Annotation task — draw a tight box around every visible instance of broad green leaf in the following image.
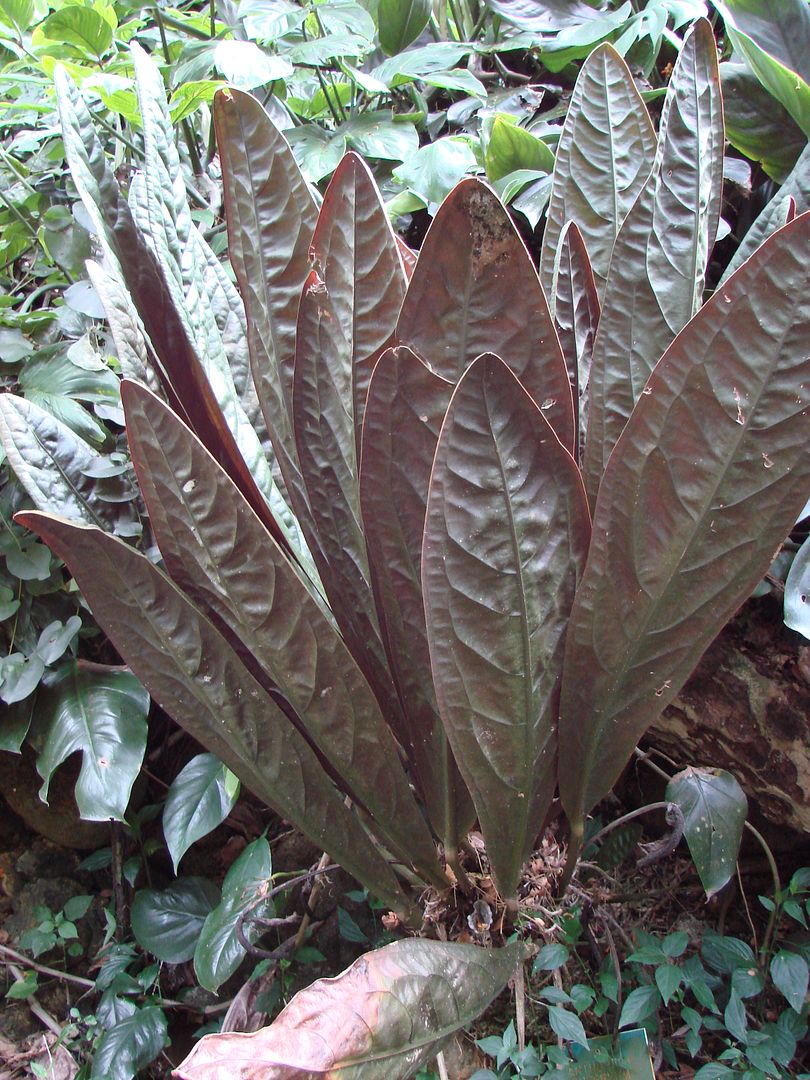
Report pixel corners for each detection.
[214,87,322,563]
[37,617,82,665]
[784,534,810,638]
[397,179,575,454]
[91,1006,167,1080]
[549,1006,590,1047]
[721,63,806,183]
[584,19,723,505]
[550,221,600,465]
[393,138,479,211]
[561,1030,656,1079]
[666,767,748,899]
[40,6,113,59]
[360,346,475,852]
[130,47,305,569]
[484,115,554,183]
[177,939,525,1078]
[0,0,33,34]
[169,80,226,124]
[0,653,44,705]
[655,963,682,1005]
[423,355,590,896]
[213,40,293,90]
[131,878,219,964]
[194,837,273,991]
[371,42,472,86]
[35,663,149,822]
[540,4,635,74]
[0,698,34,753]
[122,380,441,888]
[16,511,412,917]
[286,126,347,182]
[378,0,431,55]
[0,395,140,534]
[558,211,810,826]
[716,0,810,137]
[719,141,810,286]
[343,113,419,162]
[18,348,118,447]
[618,985,660,1029]
[422,68,487,99]
[163,754,240,873]
[771,950,809,1012]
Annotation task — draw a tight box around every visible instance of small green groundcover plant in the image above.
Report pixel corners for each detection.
[2,12,810,1077]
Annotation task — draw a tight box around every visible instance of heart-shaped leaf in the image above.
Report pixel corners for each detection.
[666,767,748,899]
[163,754,240,873]
[131,877,220,964]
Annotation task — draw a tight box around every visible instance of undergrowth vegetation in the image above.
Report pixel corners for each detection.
[1,1,810,1077]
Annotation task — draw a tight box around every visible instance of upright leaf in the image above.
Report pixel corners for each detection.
[550,222,601,464]
[423,355,590,896]
[16,511,412,917]
[123,380,441,886]
[378,0,431,55]
[539,44,656,299]
[85,260,159,396]
[584,19,723,505]
[397,179,575,453]
[360,346,475,851]
[163,754,239,873]
[176,939,525,1079]
[559,212,810,828]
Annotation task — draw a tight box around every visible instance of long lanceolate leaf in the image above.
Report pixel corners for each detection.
[423,355,591,896]
[396,180,575,454]
[583,18,723,507]
[360,347,475,853]
[15,511,413,918]
[53,68,292,559]
[122,380,441,888]
[559,212,810,833]
[214,89,320,551]
[538,44,656,300]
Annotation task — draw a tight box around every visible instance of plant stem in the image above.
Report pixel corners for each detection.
[557,816,584,896]
[744,821,781,963]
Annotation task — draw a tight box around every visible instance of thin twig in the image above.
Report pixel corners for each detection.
[0,944,95,989]
[6,962,64,1036]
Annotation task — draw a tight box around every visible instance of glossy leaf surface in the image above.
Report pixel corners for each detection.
[360,346,474,850]
[131,877,220,964]
[397,179,575,453]
[176,939,524,1079]
[584,19,723,504]
[666,767,748,900]
[36,663,149,822]
[123,380,439,882]
[423,355,590,895]
[784,535,810,639]
[559,212,810,823]
[539,44,656,299]
[163,754,240,873]
[15,511,411,916]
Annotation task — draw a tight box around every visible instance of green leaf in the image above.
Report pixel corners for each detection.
[169,80,226,125]
[485,116,554,183]
[90,1005,168,1080]
[584,19,724,505]
[35,663,149,822]
[540,4,635,74]
[655,963,682,1005]
[378,0,431,55]
[721,62,806,183]
[131,878,219,964]
[701,930,756,975]
[784,534,810,638]
[549,1006,590,1048]
[666,767,748,899]
[338,906,369,944]
[0,0,33,34]
[397,179,575,453]
[423,354,590,896]
[4,540,50,581]
[618,985,660,1029]
[723,988,748,1042]
[178,940,525,1078]
[40,6,113,59]
[343,113,419,162]
[17,511,411,917]
[533,943,570,972]
[771,950,809,1012]
[36,616,81,664]
[539,43,656,299]
[213,40,293,91]
[287,126,347,183]
[193,838,273,991]
[393,138,479,211]
[716,0,810,137]
[360,347,474,852]
[163,754,239,873]
[0,654,45,705]
[0,698,34,753]
[560,221,810,829]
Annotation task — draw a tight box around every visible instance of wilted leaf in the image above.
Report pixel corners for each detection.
[163,754,240,873]
[666,767,748,899]
[423,354,590,896]
[176,939,525,1078]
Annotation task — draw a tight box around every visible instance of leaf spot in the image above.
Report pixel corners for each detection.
[642,386,653,396]
[762,453,774,469]
[97,757,109,767]
[182,479,196,494]
[654,679,672,698]
[540,398,556,410]
[733,386,745,425]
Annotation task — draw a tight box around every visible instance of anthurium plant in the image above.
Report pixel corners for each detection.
[4,18,810,1071]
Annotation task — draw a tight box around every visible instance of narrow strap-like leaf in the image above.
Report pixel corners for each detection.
[423,354,591,896]
[584,18,723,507]
[397,179,575,454]
[550,222,601,466]
[360,346,475,852]
[123,380,441,887]
[559,211,810,828]
[539,43,656,300]
[293,274,405,741]
[85,260,160,396]
[16,511,413,917]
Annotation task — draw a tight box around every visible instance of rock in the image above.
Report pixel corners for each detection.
[4,877,84,942]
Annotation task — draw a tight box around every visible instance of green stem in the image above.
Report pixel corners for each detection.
[744,821,781,964]
[209,0,216,38]
[151,7,211,40]
[0,186,38,241]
